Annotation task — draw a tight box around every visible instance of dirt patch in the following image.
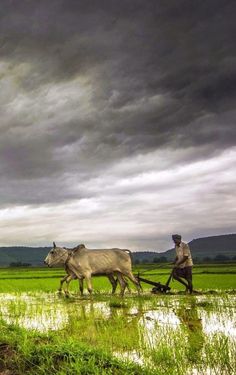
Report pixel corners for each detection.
[0,343,16,375]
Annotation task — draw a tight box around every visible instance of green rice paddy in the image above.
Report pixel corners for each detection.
[0,264,236,374]
[0,264,235,293]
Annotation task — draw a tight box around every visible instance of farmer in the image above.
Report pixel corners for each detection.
[172,234,193,294]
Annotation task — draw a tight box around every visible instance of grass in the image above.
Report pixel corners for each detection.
[0,320,149,375]
[1,293,235,374]
[0,264,235,293]
[0,264,236,374]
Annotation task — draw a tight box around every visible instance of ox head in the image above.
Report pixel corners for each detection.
[44,242,68,267]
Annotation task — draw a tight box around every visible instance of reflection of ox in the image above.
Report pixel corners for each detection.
[44,243,140,296]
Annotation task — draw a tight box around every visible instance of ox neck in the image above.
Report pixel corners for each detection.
[64,250,73,265]
[50,248,70,266]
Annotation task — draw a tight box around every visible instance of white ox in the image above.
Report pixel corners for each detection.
[44,242,140,295]
[58,249,131,296]
[58,244,123,295]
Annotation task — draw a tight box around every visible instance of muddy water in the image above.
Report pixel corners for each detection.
[0,293,235,373]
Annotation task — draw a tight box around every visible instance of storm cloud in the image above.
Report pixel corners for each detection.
[0,0,235,250]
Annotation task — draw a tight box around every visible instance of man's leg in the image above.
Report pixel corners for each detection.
[185,267,193,294]
[172,268,189,290]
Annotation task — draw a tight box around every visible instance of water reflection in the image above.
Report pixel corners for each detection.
[0,293,235,337]
[0,293,235,373]
[175,298,204,363]
[0,293,69,331]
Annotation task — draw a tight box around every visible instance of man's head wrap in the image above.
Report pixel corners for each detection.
[172,234,181,240]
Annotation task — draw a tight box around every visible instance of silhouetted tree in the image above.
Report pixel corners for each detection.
[214,254,229,262]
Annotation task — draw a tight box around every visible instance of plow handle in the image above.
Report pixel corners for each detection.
[165,268,174,287]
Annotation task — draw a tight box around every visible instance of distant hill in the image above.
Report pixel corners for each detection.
[161,234,236,261]
[0,234,236,266]
[132,234,236,263]
[0,247,50,266]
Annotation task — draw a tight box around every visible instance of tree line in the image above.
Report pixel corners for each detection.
[134,254,236,264]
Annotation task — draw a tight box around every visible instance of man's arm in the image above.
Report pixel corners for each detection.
[173,256,178,265]
[175,243,190,266]
[175,255,188,266]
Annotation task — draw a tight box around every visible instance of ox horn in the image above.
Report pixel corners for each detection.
[53,241,56,248]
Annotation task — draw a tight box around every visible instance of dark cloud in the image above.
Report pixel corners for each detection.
[0,0,235,248]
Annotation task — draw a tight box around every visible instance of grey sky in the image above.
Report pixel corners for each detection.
[0,0,235,251]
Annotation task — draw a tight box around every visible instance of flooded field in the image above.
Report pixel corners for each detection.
[0,292,235,374]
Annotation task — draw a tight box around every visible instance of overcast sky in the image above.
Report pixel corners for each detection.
[0,0,235,251]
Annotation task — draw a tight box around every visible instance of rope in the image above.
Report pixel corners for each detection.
[136,263,172,276]
[47,250,70,266]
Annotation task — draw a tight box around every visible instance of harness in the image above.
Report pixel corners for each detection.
[65,250,73,266]
[49,250,70,266]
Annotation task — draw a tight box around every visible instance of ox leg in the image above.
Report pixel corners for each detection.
[85,275,93,295]
[123,272,142,294]
[107,274,118,294]
[124,276,131,293]
[58,274,68,293]
[116,273,126,296]
[68,268,91,295]
[78,278,84,296]
[117,274,130,294]
[65,275,73,297]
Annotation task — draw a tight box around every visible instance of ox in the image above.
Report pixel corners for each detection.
[55,244,131,295]
[44,242,140,296]
[58,244,123,295]
[58,267,131,296]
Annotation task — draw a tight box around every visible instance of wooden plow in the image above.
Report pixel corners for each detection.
[136,269,173,294]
